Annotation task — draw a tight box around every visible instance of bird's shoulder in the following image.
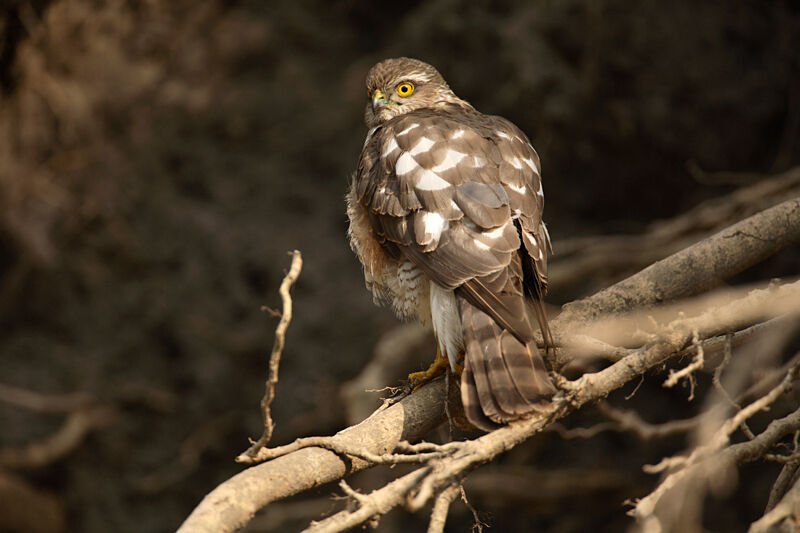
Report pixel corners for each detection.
[367,105,538,171]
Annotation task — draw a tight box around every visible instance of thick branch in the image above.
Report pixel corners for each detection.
[749,473,800,533]
[554,198,800,327]
[177,380,446,533]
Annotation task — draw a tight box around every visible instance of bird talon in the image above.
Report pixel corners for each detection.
[408,346,449,390]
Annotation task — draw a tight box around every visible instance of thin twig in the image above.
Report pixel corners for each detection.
[0,383,92,413]
[0,406,116,469]
[460,485,485,533]
[663,330,704,398]
[301,467,432,533]
[239,435,460,465]
[713,334,757,440]
[644,364,799,475]
[632,405,800,526]
[240,250,303,459]
[765,462,800,512]
[765,431,800,512]
[552,400,750,443]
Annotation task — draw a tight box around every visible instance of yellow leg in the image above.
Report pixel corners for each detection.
[408,344,449,385]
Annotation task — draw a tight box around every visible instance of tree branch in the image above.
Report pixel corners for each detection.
[177,380,446,533]
[240,250,303,460]
[749,473,800,533]
[178,197,800,532]
[631,403,800,527]
[238,281,799,532]
[548,167,800,292]
[553,197,799,329]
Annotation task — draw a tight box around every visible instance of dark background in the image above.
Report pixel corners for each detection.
[0,1,798,532]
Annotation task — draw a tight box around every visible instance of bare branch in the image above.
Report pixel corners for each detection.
[549,167,800,292]
[178,380,446,533]
[663,330,704,396]
[553,197,800,332]
[0,383,92,413]
[712,334,757,440]
[427,485,460,533]
[632,366,800,521]
[240,250,303,460]
[182,277,800,532]
[179,199,800,532]
[765,461,800,513]
[459,485,485,532]
[241,434,458,466]
[283,290,799,532]
[749,473,800,533]
[595,402,702,441]
[301,467,432,533]
[0,406,115,469]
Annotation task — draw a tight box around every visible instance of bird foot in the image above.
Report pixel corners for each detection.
[408,347,449,390]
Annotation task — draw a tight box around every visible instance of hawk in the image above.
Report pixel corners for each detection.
[347,57,556,431]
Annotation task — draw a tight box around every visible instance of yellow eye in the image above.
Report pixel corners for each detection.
[396,82,414,97]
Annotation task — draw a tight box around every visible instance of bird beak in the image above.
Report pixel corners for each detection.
[371,89,386,111]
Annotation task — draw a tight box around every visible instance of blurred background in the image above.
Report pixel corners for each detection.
[0,1,798,532]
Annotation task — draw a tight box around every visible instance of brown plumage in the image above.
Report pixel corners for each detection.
[347,57,555,431]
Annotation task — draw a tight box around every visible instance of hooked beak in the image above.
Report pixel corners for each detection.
[371,89,387,112]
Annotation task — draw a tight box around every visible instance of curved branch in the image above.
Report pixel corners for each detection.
[241,250,303,459]
[178,380,446,533]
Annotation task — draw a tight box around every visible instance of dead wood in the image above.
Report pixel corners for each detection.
[178,197,800,533]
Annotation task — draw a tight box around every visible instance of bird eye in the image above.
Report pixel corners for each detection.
[396,82,414,97]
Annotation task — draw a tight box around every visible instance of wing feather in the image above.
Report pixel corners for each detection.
[354,106,550,340]
[354,104,551,347]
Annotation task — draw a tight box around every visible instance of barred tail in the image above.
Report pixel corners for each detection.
[457,295,555,431]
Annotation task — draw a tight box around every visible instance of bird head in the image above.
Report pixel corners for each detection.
[363,57,461,128]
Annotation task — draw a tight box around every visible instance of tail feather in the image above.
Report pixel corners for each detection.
[499,331,552,408]
[458,294,555,429]
[461,360,500,432]
[461,304,502,421]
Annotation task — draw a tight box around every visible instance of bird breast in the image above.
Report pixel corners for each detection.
[346,187,432,326]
